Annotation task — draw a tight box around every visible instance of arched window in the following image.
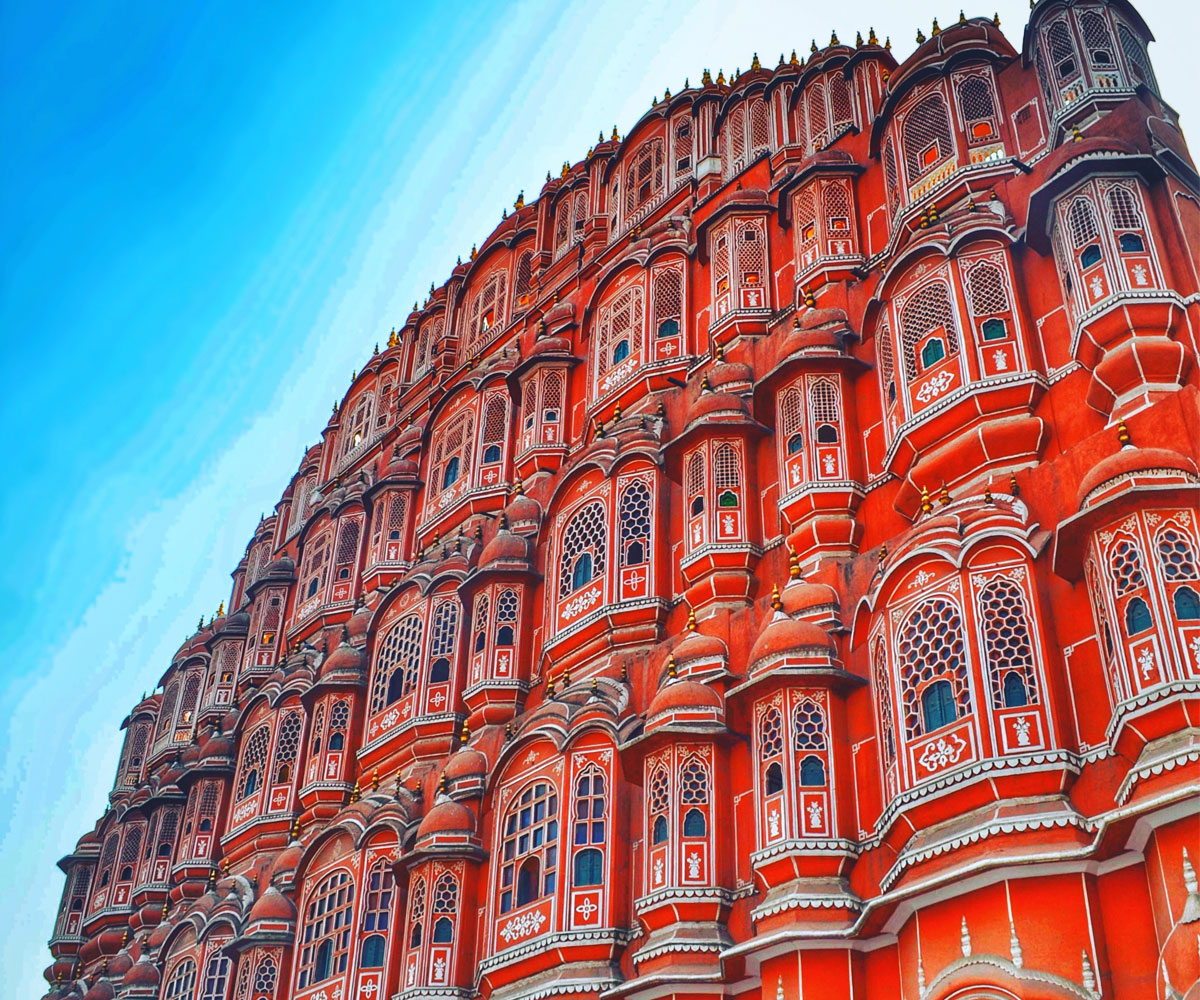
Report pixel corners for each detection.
[1118,24,1157,92]
[901,92,953,179]
[679,758,709,837]
[624,139,665,216]
[573,769,606,849]
[558,500,607,598]
[965,260,1010,317]
[573,848,604,886]
[1174,587,1200,620]
[1002,672,1029,707]
[765,762,784,794]
[200,954,232,1000]
[360,934,386,969]
[237,726,270,800]
[495,588,518,646]
[164,959,198,1000]
[272,710,303,788]
[361,860,394,939]
[714,443,741,507]
[799,755,826,786]
[297,870,354,988]
[648,766,670,845]
[898,597,971,738]
[407,877,426,950]
[464,268,508,355]
[612,340,630,363]
[594,283,644,393]
[651,263,684,342]
[499,781,558,913]
[426,599,459,686]
[899,281,959,381]
[371,612,424,713]
[619,478,653,569]
[432,872,457,941]
[1079,10,1116,67]
[921,679,957,732]
[513,250,534,310]
[978,577,1040,709]
[1124,597,1152,634]
[956,75,997,141]
[328,699,349,751]
[1046,20,1080,82]
[252,956,278,999]
[1110,538,1147,594]
[442,456,461,489]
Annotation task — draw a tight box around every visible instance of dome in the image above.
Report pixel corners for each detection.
[1076,445,1198,509]
[799,305,851,331]
[647,677,724,719]
[225,609,250,630]
[180,739,203,767]
[444,746,488,783]
[708,358,754,392]
[122,955,160,989]
[479,522,529,568]
[394,419,424,455]
[673,628,727,667]
[107,951,133,978]
[504,490,542,533]
[416,799,476,841]
[270,842,304,881]
[248,885,296,924]
[748,612,835,669]
[781,579,840,617]
[686,389,749,425]
[82,980,114,1000]
[346,600,373,642]
[381,444,418,480]
[528,334,573,357]
[321,636,364,676]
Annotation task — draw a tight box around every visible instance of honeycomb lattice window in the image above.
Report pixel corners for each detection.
[619,479,652,567]
[758,706,784,759]
[433,872,458,915]
[272,711,303,783]
[1157,528,1198,580]
[1110,539,1146,594]
[725,105,747,175]
[427,598,460,679]
[978,577,1040,708]
[792,700,828,750]
[898,597,971,738]
[329,699,350,738]
[679,759,709,804]
[237,726,270,799]
[408,876,427,930]
[648,766,670,814]
[495,588,519,632]
[559,500,608,598]
[956,75,996,131]
[371,612,424,713]
[253,956,278,996]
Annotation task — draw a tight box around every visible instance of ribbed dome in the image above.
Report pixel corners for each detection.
[122,955,160,989]
[479,524,529,568]
[381,444,419,480]
[673,628,727,666]
[647,677,723,718]
[687,389,749,424]
[248,885,296,923]
[1076,445,1198,509]
[321,636,364,676]
[444,745,488,782]
[82,979,114,1000]
[781,579,839,617]
[416,799,476,840]
[748,612,835,668]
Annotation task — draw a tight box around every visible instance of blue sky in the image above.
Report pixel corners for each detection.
[1,0,1194,993]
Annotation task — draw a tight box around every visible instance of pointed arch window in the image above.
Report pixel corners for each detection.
[164,959,198,1000]
[200,953,232,1000]
[899,281,959,381]
[647,766,670,845]
[431,872,457,942]
[406,877,426,949]
[978,577,1040,708]
[618,478,652,568]
[371,612,424,713]
[902,91,954,179]
[464,269,508,356]
[558,501,608,597]
[624,139,665,216]
[237,726,271,800]
[898,597,971,738]
[679,758,710,839]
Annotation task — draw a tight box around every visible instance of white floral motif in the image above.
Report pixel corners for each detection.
[1014,716,1032,747]
[1138,649,1155,680]
[767,810,781,839]
[822,454,836,475]
[575,897,598,920]
[433,958,446,981]
[1132,263,1148,286]
[916,369,956,403]
[499,908,546,942]
[653,858,665,885]
[992,348,1008,371]
[686,852,702,879]
[561,587,603,620]
[1191,635,1200,666]
[807,801,823,827]
[1089,274,1104,299]
[360,982,379,998]
[918,732,968,772]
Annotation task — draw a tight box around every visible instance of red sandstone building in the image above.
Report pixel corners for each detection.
[43,2,1200,998]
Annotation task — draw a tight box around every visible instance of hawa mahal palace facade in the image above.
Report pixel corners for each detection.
[42,2,1200,998]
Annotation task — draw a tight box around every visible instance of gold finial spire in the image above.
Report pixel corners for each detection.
[790,49,800,66]
[804,287,816,308]
[666,654,677,679]
[611,124,620,140]
[810,39,818,54]
[461,720,471,742]
[1009,471,1020,497]
[984,484,995,504]
[931,17,940,35]
[546,675,556,697]
[856,30,864,47]
[868,27,878,44]
[1117,420,1131,446]
[878,542,888,565]
[702,68,713,85]
[350,780,361,803]
[613,401,622,421]
[751,52,761,70]
[470,244,477,260]
[939,484,951,506]
[959,9,967,24]
[885,35,892,50]
[562,666,571,686]
[920,485,933,514]
[664,86,671,100]
[916,28,926,43]
[371,768,380,791]
[830,30,839,46]
[716,69,726,85]
[789,547,801,580]
[771,583,782,611]
[1072,124,1083,142]
[515,190,525,209]
[217,601,224,616]
[687,606,697,631]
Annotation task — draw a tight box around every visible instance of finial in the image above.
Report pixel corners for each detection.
[1009,471,1020,497]
[885,35,891,50]
[546,675,556,697]
[666,654,677,679]
[1081,951,1096,993]
[751,52,761,70]
[804,287,815,308]
[291,815,302,840]
[716,69,726,85]
[501,207,508,219]
[613,401,622,421]
[789,546,801,580]
[869,26,878,44]
[687,606,697,630]
[771,583,782,611]
[611,124,620,140]
[1072,124,1083,142]
[470,244,477,260]
[915,28,926,43]
[790,49,800,66]
[1117,420,1131,446]
[460,720,470,742]
[217,600,224,616]
[393,767,403,797]
[664,86,671,100]
[515,190,525,209]
[928,200,939,223]
[370,768,379,791]
[959,9,966,24]
[591,676,598,694]
[920,485,933,514]
[939,484,951,506]
[546,170,552,182]
[995,11,1002,25]
[931,17,940,36]
[830,30,839,45]
[856,30,863,47]
[702,68,713,85]
[1009,920,1024,967]
[984,484,994,504]
[810,39,818,54]
[960,916,972,956]
[562,666,571,686]
[700,375,710,391]
[438,774,448,794]
[1181,847,1200,922]
[878,542,888,565]
[350,780,361,802]
[505,722,514,741]
[595,419,605,438]
[620,662,629,682]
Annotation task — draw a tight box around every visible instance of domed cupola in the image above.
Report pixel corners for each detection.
[318,626,365,681]
[671,608,729,677]
[502,479,542,536]
[442,741,488,798]
[246,883,296,930]
[1075,422,1198,511]
[645,656,726,733]
[378,442,419,483]
[778,549,842,630]
[413,781,482,855]
[747,586,839,678]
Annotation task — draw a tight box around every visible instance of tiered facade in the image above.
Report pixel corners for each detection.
[43,3,1200,998]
